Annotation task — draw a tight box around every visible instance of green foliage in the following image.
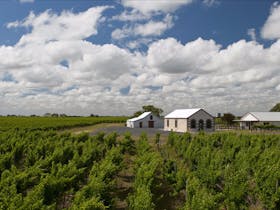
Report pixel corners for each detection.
[1,120,279,209]
[169,132,280,209]
[72,146,123,209]
[270,103,280,112]
[221,113,236,125]
[133,105,163,117]
[0,116,127,131]
[142,105,163,117]
[155,132,160,148]
[253,124,280,130]
[119,132,135,154]
[128,133,162,210]
[0,129,123,209]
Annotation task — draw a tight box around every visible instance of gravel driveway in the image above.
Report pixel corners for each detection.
[90,125,170,137]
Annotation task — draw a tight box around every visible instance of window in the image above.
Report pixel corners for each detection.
[167,119,169,127]
[190,119,196,128]
[175,120,178,128]
[150,115,153,120]
[206,119,212,129]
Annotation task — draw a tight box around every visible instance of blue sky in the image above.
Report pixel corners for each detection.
[0,0,280,116]
[0,0,275,46]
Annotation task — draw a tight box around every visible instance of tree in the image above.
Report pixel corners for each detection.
[133,111,144,118]
[133,105,163,117]
[221,113,235,126]
[142,105,163,116]
[270,103,280,112]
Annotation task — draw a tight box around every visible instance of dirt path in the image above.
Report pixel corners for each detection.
[114,153,135,209]
[60,123,124,134]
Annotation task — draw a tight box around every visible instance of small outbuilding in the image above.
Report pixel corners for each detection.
[126,112,163,128]
[238,112,280,129]
[164,108,215,132]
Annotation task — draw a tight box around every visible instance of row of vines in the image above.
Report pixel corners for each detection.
[0,126,279,209]
[167,132,280,209]
[0,116,127,131]
[0,130,125,209]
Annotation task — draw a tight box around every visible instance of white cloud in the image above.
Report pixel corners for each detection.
[112,9,151,22]
[2,34,280,115]
[202,0,220,7]
[147,37,220,74]
[111,27,131,40]
[121,0,192,14]
[247,28,256,41]
[1,6,280,116]
[134,14,173,36]
[111,14,174,39]
[261,2,280,39]
[7,6,111,45]
[19,0,34,3]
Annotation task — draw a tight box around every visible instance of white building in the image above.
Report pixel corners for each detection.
[126,112,163,128]
[239,112,280,129]
[164,108,214,132]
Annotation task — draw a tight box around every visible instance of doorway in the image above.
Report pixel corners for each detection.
[148,121,154,128]
[139,122,143,128]
[198,119,204,130]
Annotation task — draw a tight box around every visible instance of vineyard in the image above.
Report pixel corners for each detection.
[0,120,279,209]
[0,116,127,131]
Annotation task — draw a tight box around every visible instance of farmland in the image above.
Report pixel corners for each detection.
[0,118,279,209]
[0,116,127,131]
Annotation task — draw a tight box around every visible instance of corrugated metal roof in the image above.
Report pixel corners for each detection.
[241,112,280,122]
[165,108,201,119]
[127,112,151,122]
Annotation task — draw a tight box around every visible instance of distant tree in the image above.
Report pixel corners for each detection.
[142,105,163,116]
[133,111,144,118]
[90,114,99,117]
[270,103,280,112]
[51,113,59,117]
[221,113,235,126]
[133,105,163,117]
[44,113,52,117]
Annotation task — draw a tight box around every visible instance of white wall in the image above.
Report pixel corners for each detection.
[164,118,187,132]
[127,113,163,128]
[164,109,214,132]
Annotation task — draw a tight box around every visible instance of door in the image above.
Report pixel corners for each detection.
[198,119,204,130]
[148,121,154,128]
[139,122,143,128]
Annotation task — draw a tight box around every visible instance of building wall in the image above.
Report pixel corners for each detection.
[164,109,214,132]
[188,109,215,132]
[271,121,280,126]
[240,121,280,129]
[164,118,187,132]
[127,113,163,128]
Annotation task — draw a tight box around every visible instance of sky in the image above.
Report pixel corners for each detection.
[0,0,280,116]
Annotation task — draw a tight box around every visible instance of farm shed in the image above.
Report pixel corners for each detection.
[126,112,163,128]
[164,108,215,132]
[238,112,280,129]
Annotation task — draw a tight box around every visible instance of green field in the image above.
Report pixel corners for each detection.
[0,116,127,131]
[0,117,279,209]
